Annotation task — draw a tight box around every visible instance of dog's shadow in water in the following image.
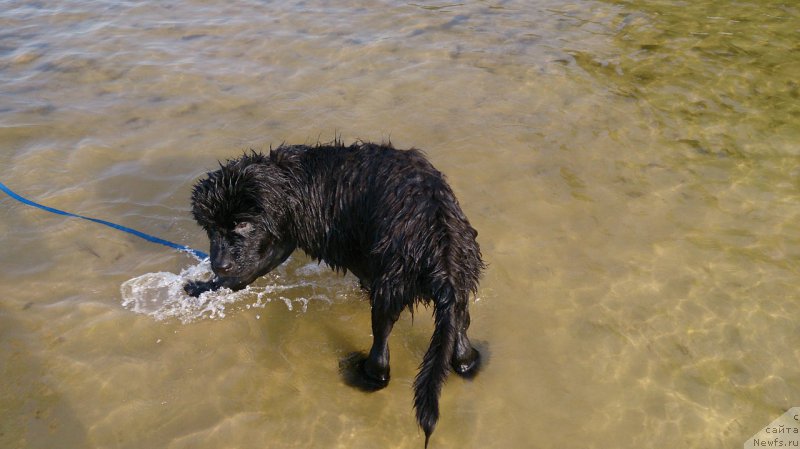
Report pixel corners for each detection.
[338,351,389,392]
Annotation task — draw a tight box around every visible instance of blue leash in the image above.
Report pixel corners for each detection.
[0,180,208,260]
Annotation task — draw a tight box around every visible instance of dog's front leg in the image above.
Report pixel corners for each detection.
[183,278,222,297]
[183,275,247,297]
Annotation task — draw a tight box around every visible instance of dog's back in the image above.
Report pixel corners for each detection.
[270,142,483,306]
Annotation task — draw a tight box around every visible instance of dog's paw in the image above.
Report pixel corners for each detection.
[184,280,212,297]
[452,347,482,379]
[339,352,390,392]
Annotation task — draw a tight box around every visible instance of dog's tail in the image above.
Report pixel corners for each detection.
[414,284,458,448]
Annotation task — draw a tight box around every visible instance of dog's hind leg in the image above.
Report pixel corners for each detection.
[362,302,400,389]
[338,285,400,392]
[451,302,481,378]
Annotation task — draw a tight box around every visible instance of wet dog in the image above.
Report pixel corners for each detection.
[185,142,484,446]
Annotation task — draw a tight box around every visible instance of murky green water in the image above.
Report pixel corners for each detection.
[1,1,798,448]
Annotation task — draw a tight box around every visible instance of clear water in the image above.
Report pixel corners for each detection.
[1,0,798,448]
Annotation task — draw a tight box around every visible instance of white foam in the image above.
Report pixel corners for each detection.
[120,259,358,324]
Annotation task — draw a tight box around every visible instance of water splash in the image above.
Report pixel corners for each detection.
[120,259,348,323]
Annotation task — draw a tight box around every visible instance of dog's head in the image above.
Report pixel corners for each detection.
[190,153,296,289]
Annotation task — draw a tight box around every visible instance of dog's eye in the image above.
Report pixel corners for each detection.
[233,222,253,233]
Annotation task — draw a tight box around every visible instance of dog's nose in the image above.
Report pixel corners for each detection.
[214,260,233,275]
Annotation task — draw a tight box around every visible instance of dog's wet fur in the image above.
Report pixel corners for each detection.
[186,141,484,446]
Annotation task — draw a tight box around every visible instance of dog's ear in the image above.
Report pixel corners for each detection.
[190,157,271,230]
[241,162,299,238]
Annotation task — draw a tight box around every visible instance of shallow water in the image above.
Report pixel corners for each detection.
[1,0,799,448]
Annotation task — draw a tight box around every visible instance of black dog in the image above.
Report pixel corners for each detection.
[185,142,484,446]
